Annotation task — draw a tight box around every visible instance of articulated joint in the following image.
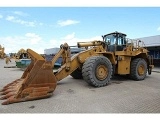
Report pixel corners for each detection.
[60,43,70,50]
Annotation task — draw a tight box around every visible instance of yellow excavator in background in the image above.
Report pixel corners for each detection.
[0,44,5,59]
[0,31,154,105]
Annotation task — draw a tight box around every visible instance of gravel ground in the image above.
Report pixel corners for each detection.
[0,59,160,113]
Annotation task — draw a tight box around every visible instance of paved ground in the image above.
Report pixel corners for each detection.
[0,59,160,113]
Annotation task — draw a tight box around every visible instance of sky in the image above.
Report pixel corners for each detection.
[0,4,160,54]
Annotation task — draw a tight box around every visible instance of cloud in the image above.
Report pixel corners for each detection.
[1,11,43,27]
[39,22,43,26]
[0,33,46,54]
[0,14,3,18]
[6,15,36,27]
[157,27,160,31]
[1,32,102,54]
[12,11,28,16]
[63,32,75,40]
[6,16,15,21]
[49,33,102,47]
[57,19,80,27]
[25,33,42,45]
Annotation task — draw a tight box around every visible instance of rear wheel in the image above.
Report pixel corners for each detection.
[70,68,83,79]
[82,56,112,87]
[130,58,147,80]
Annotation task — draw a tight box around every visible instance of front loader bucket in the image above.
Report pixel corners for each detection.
[0,49,57,105]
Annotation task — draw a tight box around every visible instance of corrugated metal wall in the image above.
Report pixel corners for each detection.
[139,35,160,47]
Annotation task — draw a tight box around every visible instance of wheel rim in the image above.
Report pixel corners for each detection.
[96,65,108,81]
[138,64,145,76]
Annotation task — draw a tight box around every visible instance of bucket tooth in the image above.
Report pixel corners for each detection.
[0,49,57,105]
[1,87,54,105]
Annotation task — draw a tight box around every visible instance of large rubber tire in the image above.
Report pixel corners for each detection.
[130,58,147,81]
[70,68,83,79]
[82,56,112,87]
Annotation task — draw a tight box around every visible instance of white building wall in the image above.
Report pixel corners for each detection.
[44,47,83,55]
[44,48,60,55]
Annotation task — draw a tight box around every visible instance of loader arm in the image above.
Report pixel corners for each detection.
[55,43,106,81]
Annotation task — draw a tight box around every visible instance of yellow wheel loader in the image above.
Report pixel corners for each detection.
[9,48,29,60]
[0,31,154,105]
[5,48,29,64]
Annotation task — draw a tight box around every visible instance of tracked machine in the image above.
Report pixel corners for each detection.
[0,32,154,105]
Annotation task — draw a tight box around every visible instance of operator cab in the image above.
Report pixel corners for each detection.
[102,31,127,52]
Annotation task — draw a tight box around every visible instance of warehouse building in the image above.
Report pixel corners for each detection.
[138,35,160,67]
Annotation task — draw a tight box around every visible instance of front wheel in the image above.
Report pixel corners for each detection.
[82,56,112,87]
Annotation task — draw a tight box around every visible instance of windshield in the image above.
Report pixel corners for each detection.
[104,34,116,45]
[104,34,126,45]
